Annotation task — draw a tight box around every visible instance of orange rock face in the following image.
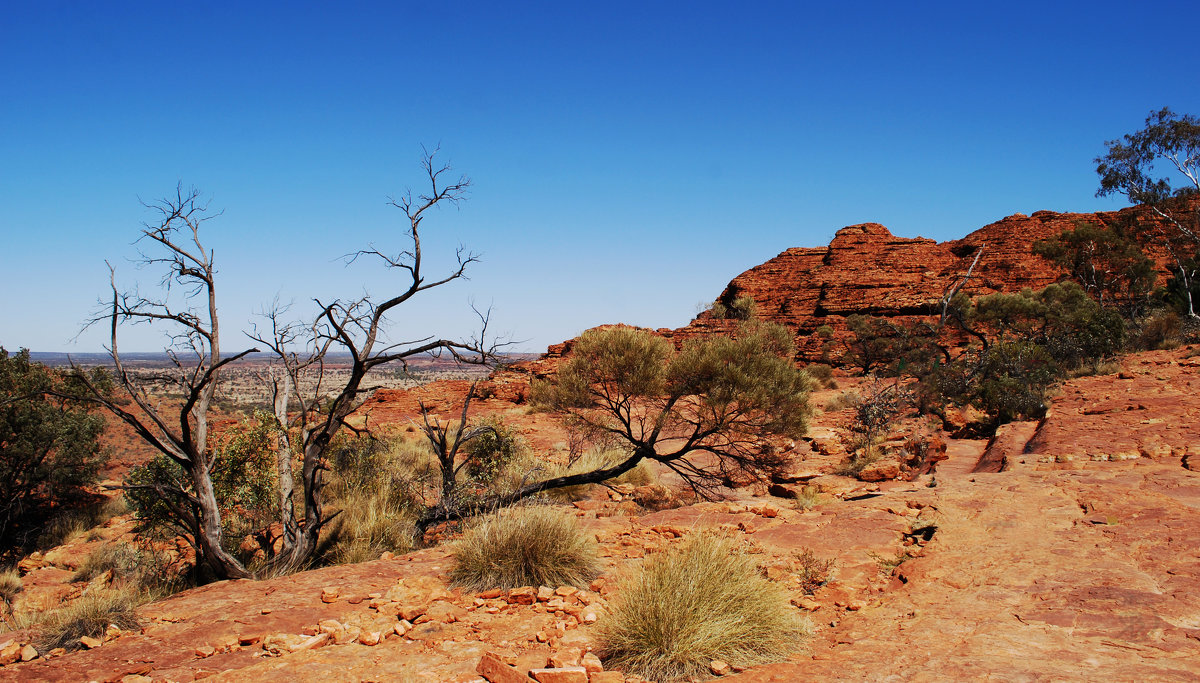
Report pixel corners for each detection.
[678,206,1182,361]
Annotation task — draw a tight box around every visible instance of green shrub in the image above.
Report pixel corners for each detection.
[462,417,526,484]
[0,348,110,558]
[449,505,598,590]
[597,531,807,681]
[710,294,757,320]
[803,363,837,389]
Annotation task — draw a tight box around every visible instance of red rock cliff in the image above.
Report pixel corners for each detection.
[677,205,1182,361]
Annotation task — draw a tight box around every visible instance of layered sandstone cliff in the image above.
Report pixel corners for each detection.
[677,205,1180,361]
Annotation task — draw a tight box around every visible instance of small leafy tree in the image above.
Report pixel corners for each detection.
[0,349,109,556]
[414,324,813,532]
[843,315,943,376]
[929,282,1125,425]
[1032,220,1155,314]
[1096,107,1200,316]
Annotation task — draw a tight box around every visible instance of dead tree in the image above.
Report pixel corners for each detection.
[248,147,500,573]
[76,186,257,580]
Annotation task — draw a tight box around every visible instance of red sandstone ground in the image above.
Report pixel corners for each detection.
[3,348,1199,682]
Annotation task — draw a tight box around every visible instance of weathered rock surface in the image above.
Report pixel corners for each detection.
[677,205,1184,361]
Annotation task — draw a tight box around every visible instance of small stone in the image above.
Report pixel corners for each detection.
[18,644,37,662]
[318,619,343,634]
[478,587,504,599]
[332,626,361,645]
[579,606,599,624]
[476,652,529,683]
[554,586,578,598]
[0,641,20,665]
[358,631,382,646]
[289,632,330,652]
[120,676,152,683]
[508,586,537,605]
[710,659,731,675]
[320,587,339,603]
[535,630,551,643]
[587,673,624,683]
[529,667,589,683]
[194,645,216,658]
[581,652,603,673]
[104,624,122,640]
[537,586,555,602]
[46,647,66,658]
[393,621,410,637]
[239,633,263,646]
[80,635,103,649]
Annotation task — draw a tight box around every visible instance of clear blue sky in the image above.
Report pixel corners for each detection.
[3,1,1199,354]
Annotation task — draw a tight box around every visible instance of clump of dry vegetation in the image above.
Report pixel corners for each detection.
[71,543,142,583]
[0,568,22,613]
[597,531,807,681]
[790,484,825,511]
[792,548,836,594]
[449,505,598,590]
[321,437,430,565]
[31,587,144,652]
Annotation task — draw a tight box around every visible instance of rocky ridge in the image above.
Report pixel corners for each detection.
[678,205,1183,361]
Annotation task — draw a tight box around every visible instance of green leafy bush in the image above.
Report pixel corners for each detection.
[0,348,109,557]
[597,531,806,681]
[462,416,526,484]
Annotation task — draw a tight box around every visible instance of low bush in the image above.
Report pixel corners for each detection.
[803,363,837,389]
[1135,310,1183,350]
[597,531,807,681]
[790,485,825,511]
[449,505,598,590]
[28,587,144,652]
[792,548,836,595]
[462,417,526,485]
[823,391,861,412]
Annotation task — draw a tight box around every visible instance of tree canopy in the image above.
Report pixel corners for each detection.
[0,348,109,556]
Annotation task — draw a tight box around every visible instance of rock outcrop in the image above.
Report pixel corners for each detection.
[678,205,1183,361]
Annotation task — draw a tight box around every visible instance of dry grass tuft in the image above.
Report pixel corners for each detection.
[450,505,598,590]
[790,485,826,511]
[322,437,430,565]
[72,543,142,583]
[0,569,22,611]
[19,586,145,652]
[596,531,807,681]
[823,390,861,413]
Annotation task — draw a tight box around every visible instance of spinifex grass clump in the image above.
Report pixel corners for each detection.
[597,531,807,681]
[28,587,144,652]
[449,505,598,590]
